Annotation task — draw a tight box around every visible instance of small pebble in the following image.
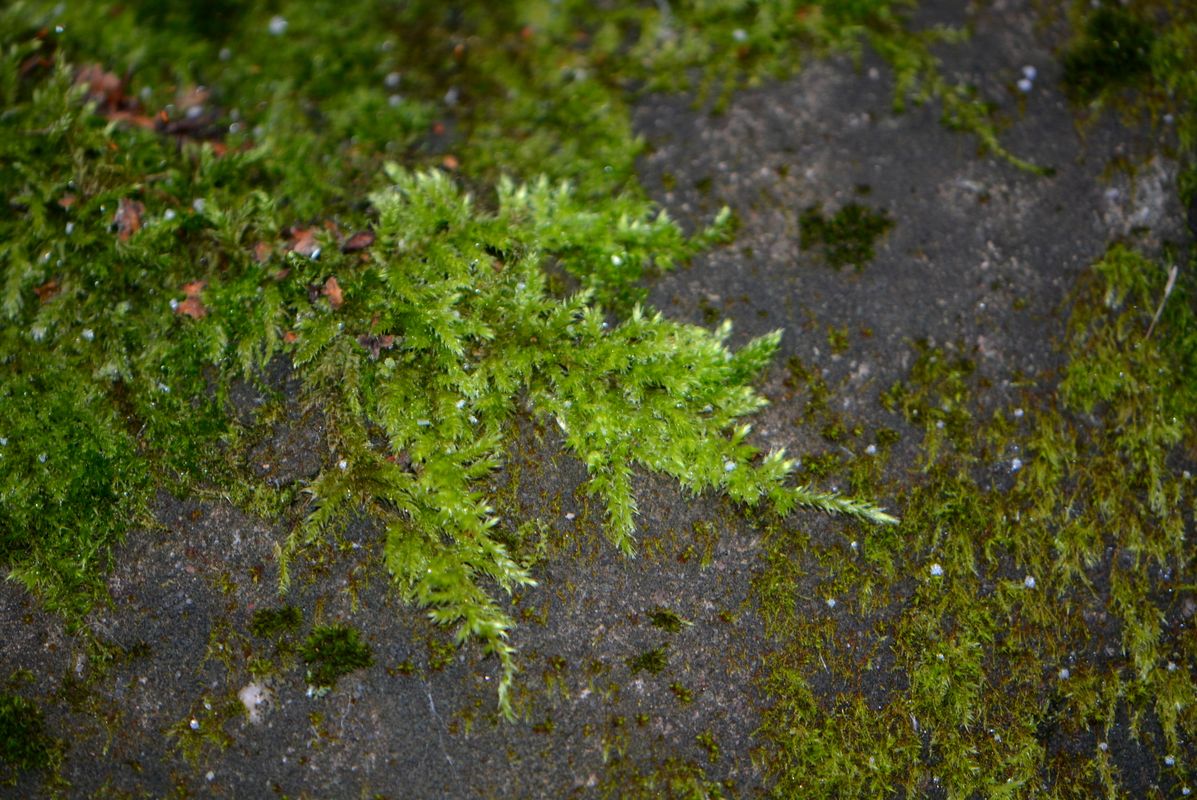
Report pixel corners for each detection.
[338,459,348,471]
[864,444,877,455]
[1011,458,1022,472]
[1058,667,1070,680]
[82,328,94,341]
[1021,65,1037,81]
[268,15,288,35]
[1013,408,1024,418]
[189,719,200,731]
[1166,756,1176,766]
[1023,575,1036,589]
[384,72,402,89]
[825,598,836,609]
[1017,78,1033,93]
[724,461,736,472]
[732,28,748,43]
[192,198,205,213]
[930,563,944,577]
[1098,741,1108,752]
[164,209,176,221]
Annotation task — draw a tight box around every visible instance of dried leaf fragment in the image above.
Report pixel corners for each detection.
[34,280,60,303]
[285,227,321,258]
[175,280,207,319]
[114,198,144,241]
[357,333,396,359]
[340,230,375,253]
[322,276,344,309]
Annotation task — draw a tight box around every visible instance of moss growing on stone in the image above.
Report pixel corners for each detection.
[0,692,60,784]
[301,625,375,695]
[799,203,894,271]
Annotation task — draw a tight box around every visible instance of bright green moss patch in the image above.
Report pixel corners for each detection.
[755,245,1197,796]
[301,625,375,695]
[799,203,894,271]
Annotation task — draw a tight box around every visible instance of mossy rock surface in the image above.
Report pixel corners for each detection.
[2,0,1197,797]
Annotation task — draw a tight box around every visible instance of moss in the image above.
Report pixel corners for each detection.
[248,605,303,639]
[0,692,61,784]
[755,244,1197,796]
[301,625,374,695]
[799,202,894,271]
[1062,5,1156,102]
[648,608,691,634]
[626,646,669,676]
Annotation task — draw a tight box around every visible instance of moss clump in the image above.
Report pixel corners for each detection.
[301,625,374,695]
[648,608,691,634]
[1062,5,1156,102]
[799,203,894,271]
[248,606,302,639]
[0,692,60,783]
[626,647,670,676]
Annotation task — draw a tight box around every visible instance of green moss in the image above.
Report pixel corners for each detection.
[248,605,303,639]
[626,646,669,676]
[648,608,691,634]
[301,625,374,695]
[0,692,61,784]
[755,244,1197,796]
[799,203,894,271]
[1062,5,1156,102]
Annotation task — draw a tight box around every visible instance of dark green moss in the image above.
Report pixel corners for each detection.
[0,692,60,783]
[799,202,894,271]
[249,606,303,639]
[1062,6,1155,102]
[301,625,374,693]
[648,608,691,634]
[626,646,669,676]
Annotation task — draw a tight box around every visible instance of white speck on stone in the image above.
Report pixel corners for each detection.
[1166,755,1175,766]
[206,771,215,781]
[1184,787,1192,797]
[732,28,748,43]
[1024,575,1036,589]
[192,198,206,213]
[1059,667,1070,680]
[268,15,288,35]
[1098,741,1108,752]
[444,86,459,106]
[1011,458,1023,472]
[850,540,858,552]
[935,420,945,429]
[238,682,274,724]
[82,328,94,341]
[930,563,944,577]
[189,718,200,731]
[865,444,877,455]
[1021,65,1037,81]
[825,598,836,609]
[164,209,176,221]
[384,72,402,89]
[565,512,575,521]
[1013,408,1024,418]
[937,653,945,661]
[1017,78,1033,93]
[388,94,403,108]
[1168,661,1178,672]
[337,459,348,471]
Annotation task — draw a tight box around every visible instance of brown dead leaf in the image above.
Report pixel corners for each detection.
[322,276,344,309]
[75,63,125,110]
[341,230,375,253]
[34,279,60,303]
[286,227,321,258]
[283,330,299,344]
[114,198,144,242]
[58,195,76,209]
[441,154,459,171]
[175,280,207,319]
[357,333,396,360]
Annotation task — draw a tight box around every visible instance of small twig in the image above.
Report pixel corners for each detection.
[1145,263,1179,341]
